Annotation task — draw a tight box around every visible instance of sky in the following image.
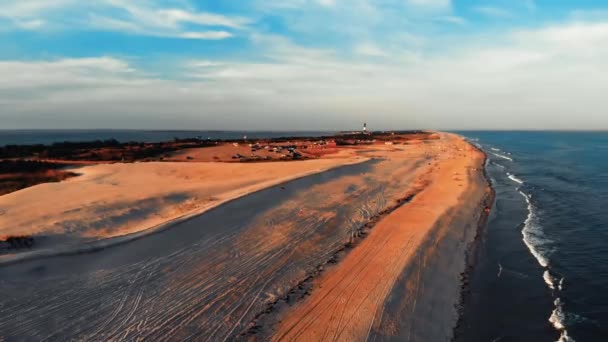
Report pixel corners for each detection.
[1,0,608,130]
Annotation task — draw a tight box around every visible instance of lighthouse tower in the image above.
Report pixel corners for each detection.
[363,122,367,133]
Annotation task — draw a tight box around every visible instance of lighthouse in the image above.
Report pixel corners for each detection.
[363,122,367,133]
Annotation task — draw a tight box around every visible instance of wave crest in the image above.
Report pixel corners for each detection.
[491,152,514,161]
[550,298,576,342]
[519,191,551,268]
[507,173,524,184]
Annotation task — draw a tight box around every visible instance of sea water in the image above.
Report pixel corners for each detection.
[0,130,334,146]
[458,132,608,341]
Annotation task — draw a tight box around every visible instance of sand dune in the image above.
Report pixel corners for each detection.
[0,154,365,250]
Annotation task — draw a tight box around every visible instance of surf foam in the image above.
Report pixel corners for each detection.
[544,270,557,290]
[507,173,524,184]
[491,152,514,162]
[550,298,576,342]
[519,191,550,268]
[492,162,506,170]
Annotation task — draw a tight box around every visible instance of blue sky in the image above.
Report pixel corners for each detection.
[1,0,608,130]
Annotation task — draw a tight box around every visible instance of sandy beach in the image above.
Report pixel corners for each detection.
[0,132,492,341]
[266,133,492,341]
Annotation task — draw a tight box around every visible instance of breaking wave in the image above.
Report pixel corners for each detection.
[507,173,524,184]
[519,191,550,268]
[491,152,514,162]
[544,270,556,290]
[519,191,574,341]
[550,298,576,342]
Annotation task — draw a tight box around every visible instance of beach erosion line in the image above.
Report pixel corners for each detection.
[0,157,371,267]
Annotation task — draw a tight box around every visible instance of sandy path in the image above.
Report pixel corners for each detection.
[272,134,489,341]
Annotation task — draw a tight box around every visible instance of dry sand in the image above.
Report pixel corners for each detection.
[271,133,491,341]
[0,153,365,249]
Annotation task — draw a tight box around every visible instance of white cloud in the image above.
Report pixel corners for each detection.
[3,19,608,130]
[0,57,134,90]
[0,0,249,39]
[157,9,249,29]
[435,15,466,25]
[354,43,387,57]
[405,0,451,10]
[316,0,336,7]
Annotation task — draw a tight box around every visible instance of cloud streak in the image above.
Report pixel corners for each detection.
[0,0,250,39]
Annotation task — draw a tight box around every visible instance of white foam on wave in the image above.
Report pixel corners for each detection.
[492,162,506,170]
[550,298,576,341]
[519,191,550,268]
[558,278,565,291]
[543,270,557,290]
[507,173,524,184]
[491,152,514,162]
[491,147,501,152]
[558,330,575,342]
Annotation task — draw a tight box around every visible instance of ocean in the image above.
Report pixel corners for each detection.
[457,132,608,342]
[0,130,335,146]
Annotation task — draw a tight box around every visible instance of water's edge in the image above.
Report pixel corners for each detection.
[452,144,496,341]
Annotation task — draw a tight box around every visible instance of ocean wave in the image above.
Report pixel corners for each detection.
[507,173,524,184]
[544,270,555,290]
[492,162,506,170]
[519,191,551,268]
[491,152,514,162]
[550,298,576,342]
[542,270,566,294]
[491,147,501,152]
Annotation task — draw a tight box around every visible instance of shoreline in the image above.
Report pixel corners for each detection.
[453,146,496,340]
[0,131,495,340]
[0,157,370,266]
[242,133,493,341]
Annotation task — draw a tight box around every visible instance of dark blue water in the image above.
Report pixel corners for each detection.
[458,132,608,342]
[0,130,334,146]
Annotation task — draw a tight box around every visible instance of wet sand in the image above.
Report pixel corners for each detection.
[0,133,491,341]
